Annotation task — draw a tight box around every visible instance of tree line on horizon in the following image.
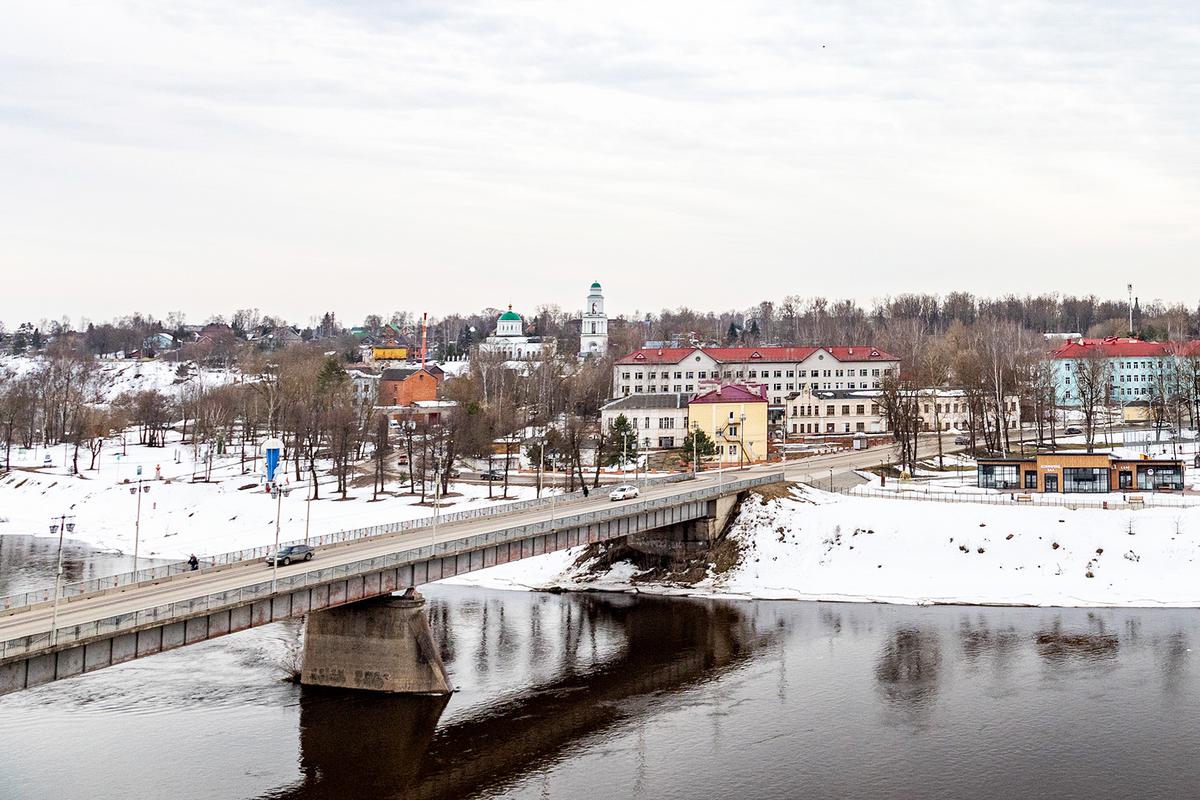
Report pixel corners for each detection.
[3,291,1199,362]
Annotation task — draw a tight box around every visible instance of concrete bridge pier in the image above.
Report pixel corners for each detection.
[301,589,452,694]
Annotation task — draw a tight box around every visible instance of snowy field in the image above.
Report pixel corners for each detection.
[0,432,544,563]
[444,485,1200,608]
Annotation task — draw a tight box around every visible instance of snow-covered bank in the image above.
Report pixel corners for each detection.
[442,486,1200,608]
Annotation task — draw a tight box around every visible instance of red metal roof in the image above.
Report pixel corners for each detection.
[688,384,768,404]
[616,345,896,366]
[1050,338,1200,359]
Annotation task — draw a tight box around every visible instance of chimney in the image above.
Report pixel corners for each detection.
[420,312,428,368]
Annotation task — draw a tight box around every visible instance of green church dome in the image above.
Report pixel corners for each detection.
[499,310,522,321]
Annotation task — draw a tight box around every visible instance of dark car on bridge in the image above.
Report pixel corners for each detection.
[265,544,315,566]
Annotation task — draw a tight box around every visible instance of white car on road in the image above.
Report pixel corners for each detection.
[609,484,640,501]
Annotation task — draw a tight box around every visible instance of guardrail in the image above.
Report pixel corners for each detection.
[816,483,1200,511]
[0,472,783,660]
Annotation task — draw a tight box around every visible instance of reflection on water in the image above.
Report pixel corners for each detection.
[2,542,1200,800]
[0,534,169,597]
[276,595,761,800]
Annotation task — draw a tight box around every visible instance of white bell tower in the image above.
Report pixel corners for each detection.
[579,281,608,358]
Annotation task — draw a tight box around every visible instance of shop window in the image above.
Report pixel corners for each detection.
[979,464,1020,489]
[1063,467,1109,493]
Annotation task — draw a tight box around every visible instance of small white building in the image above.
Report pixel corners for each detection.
[600,393,690,451]
[786,388,887,436]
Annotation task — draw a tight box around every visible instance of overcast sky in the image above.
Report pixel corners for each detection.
[2,1,1197,327]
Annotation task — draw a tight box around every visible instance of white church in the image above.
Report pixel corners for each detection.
[478,305,555,360]
[477,282,608,361]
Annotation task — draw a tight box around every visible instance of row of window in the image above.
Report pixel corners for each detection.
[620,368,891,381]
[792,422,869,433]
[623,381,881,396]
[791,404,880,417]
[625,416,683,430]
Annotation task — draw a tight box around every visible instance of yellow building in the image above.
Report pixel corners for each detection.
[687,384,769,467]
[370,346,409,363]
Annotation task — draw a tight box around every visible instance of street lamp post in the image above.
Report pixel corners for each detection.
[536,436,545,499]
[130,465,150,578]
[739,412,746,470]
[432,458,442,555]
[691,422,699,477]
[304,482,313,547]
[271,483,284,592]
[48,513,76,646]
[715,426,724,488]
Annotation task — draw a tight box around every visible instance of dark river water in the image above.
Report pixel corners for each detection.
[2,539,1200,799]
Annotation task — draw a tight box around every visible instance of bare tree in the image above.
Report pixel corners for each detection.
[1072,348,1112,453]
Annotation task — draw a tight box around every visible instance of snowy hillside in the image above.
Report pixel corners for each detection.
[0,355,238,404]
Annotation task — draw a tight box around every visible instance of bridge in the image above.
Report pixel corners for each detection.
[0,471,784,697]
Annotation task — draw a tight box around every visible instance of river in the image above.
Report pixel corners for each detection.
[2,538,1200,799]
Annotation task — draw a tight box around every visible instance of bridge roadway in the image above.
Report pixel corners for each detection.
[0,470,782,694]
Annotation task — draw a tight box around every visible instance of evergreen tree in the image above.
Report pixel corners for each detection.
[603,414,638,467]
[680,428,718,466]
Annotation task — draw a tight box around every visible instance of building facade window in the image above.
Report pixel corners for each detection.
[1063,467,1109,493]
[1139,467,1183,490]
[979,464,1020,489]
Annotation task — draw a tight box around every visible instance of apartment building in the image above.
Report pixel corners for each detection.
[1052,338,1200,406]
[613,346,899,412]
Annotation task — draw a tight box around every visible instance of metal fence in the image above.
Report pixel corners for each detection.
[810,482,1200,511]
[0,471,784,660]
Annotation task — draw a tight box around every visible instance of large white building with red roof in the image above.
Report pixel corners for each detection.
[1051,337,1200,406]
[612,345,899,411]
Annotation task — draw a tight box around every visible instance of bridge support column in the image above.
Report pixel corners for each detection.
[301,589,452,694]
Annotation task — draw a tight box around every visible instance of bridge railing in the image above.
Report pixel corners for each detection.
[0,472,783,660]
[0,471,705,613]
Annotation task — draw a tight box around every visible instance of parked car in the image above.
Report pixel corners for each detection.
[265,544,314,566]
[1064,426,1083,435]
[609,484,640,501]
[480,470,504,481]
[953,435,971,446]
